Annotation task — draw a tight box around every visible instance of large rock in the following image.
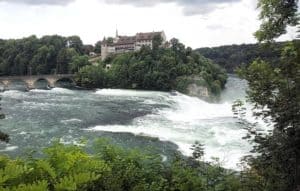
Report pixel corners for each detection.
[187,83,209,99]
[174,75,211,100]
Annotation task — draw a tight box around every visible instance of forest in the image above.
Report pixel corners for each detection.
[196,40,299,72]
[0,35,94,76]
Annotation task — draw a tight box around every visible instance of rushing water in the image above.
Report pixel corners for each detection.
[0,76,256,169]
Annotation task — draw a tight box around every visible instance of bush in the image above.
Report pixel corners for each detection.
[0,139,242,191]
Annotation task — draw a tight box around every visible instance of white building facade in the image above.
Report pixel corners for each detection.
[101,31,167,60]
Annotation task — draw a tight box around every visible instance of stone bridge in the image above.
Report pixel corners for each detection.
[0,74,75,90]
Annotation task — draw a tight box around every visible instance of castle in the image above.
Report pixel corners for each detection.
[101,31,167,60]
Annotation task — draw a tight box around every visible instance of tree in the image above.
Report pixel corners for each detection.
[82,45,95,55]
[196,41,286,73]
[0,35,86,76]
[255,0,299,42]
[152,34,163,50]
[69,55,91,73]
[67,35,84,54]
[75,65,106,88]
[94,41,102,54]
[56,48,78,74]
[30,46,50,74]
[239,1,300,190]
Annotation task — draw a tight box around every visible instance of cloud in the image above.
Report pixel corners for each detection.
[102,0,242,15]
[206,24,229,30]
[0,0,75,6]
[0,0,243,15]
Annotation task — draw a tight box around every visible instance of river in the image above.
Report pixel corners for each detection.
[0,76,257,169]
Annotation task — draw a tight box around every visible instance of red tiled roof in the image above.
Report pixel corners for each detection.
[102,31,163,46]
[115,36,136,45]
[136,32,162,41]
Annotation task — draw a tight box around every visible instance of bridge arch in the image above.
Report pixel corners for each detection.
[53,77,76,88]
[34,78,51,89]
[6,79,28,90]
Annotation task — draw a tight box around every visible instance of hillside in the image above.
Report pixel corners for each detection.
[196,40,299,73]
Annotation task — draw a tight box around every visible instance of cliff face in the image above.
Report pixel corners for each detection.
[186,83,210,99]
[174,75,211,100]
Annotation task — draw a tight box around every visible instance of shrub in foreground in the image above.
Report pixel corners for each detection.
[0,139,242,191]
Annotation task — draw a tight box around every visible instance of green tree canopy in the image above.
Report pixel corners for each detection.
[0,35,85,76]
[238,1,300,190]
[255,0,299,42]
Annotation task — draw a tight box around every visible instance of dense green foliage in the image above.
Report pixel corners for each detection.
[255,0,299,42]
[236,0,300,190]
[0,139,242,191]
[69,55,91,73]
[0,35,87,75]
[237,41,300,191]
[94,41,102,54]
[237,44,299,190]
[76,38,227,95]
[196,41,297,73]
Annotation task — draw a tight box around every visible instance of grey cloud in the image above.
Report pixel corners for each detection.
[181,3,217,16]
[0,0,75,5]
[0,0,242,15]
[102,0,241,15]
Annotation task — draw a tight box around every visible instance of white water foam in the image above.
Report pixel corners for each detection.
[61,118,82,124]
[0,90,27,99]
[161,93,233,121]
[95,89,169,98]
[31,87,74,94]
[0,88,74,100]
[30,89,51,93]
[86,92,255,169]
[58,136,85,147]
[0,146,18,152]
[19,131,28,135]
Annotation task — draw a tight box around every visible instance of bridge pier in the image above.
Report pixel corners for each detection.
[47,79,57,88]
[2,80,10,91]
[25,80,35,90]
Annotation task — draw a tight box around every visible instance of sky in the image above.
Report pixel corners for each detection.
[0,0,298,48]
